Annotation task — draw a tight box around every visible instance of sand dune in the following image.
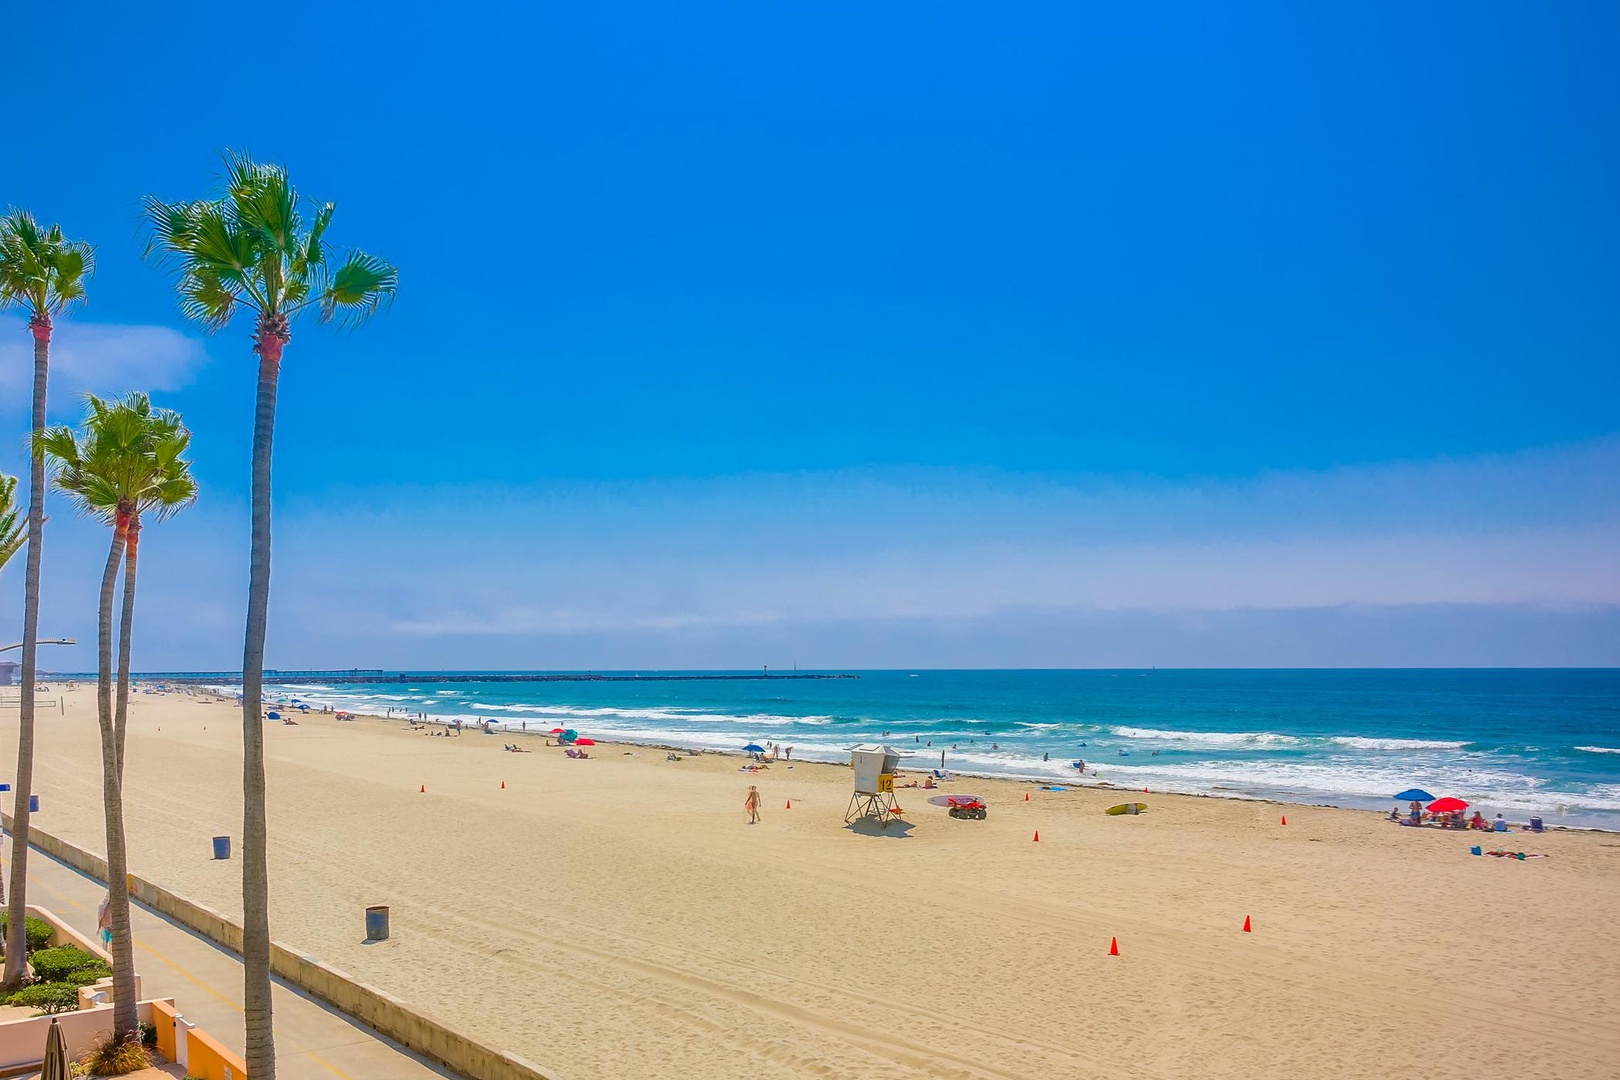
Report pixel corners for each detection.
[6,685,1618,1079]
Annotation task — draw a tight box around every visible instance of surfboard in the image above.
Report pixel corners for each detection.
[1106,802,1147,815]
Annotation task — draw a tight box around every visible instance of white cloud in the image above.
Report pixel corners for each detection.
[0,315,208,403]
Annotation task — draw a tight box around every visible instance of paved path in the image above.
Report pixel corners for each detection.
[3,837,453,1080]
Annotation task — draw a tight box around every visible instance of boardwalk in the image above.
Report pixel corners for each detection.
[4,836,454,1080]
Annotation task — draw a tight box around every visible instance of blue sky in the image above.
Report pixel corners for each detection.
[2,1,1617,669]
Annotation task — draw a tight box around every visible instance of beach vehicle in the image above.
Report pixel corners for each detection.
[946,795,987,820]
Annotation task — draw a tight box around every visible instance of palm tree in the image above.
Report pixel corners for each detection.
[143,152,394,1078]
[0,211,93,989]
[38,393,196,1045]
[0,474,24,574]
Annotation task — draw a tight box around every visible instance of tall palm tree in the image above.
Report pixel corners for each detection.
[0,211,93,988]
[143,152,394,1078]
[0,474,23,574]
[38,393,196,1044]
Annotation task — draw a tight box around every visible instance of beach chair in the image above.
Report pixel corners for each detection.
[1529,817,1545,832]
[932,769,954,781]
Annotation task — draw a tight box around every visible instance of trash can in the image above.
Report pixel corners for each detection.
[365,905,390,941]
[28,795,38,813]
[212,836,231,860]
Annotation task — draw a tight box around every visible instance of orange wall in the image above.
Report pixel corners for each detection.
[186,1025,248,1080]
[149,999,177,1064]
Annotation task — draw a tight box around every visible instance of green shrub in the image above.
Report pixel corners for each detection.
[30,945,109,985]
[0,912,57,952]
[7,981,80,1014]
[76,1030,151,1075]
[138,1022,157,1049]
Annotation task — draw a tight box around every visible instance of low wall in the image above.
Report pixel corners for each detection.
[185,1023,247,1080]
[3,816,556,1080]
[0,999,165,1073]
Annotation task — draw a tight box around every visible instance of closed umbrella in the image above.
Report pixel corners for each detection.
[41,1018,68,1080]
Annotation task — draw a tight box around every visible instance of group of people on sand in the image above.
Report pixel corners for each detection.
[1390,803,1510,831]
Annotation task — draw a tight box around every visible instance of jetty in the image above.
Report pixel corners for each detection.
[131,669,860,685]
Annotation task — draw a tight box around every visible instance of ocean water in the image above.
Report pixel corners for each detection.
[250,669,1620,829]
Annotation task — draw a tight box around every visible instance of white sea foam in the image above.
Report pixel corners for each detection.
[1330,736,1469,751]
[1576,746,1620,755]
[1110,726,1302,748]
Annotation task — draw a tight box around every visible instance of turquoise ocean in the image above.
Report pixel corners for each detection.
[250,669,1620,829]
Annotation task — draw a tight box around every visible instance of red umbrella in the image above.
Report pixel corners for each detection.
[549,727,565,733]
[1428,797,1469,813]
[574,738,596,746]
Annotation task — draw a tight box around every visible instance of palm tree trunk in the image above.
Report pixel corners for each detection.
[3,316,51,989]
[114,517,140,782]
[97,514,138,1038]
[242,318,286,1080]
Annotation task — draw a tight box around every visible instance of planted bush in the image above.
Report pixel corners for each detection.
[77,1030,152,1076]
[138,1021,157,1048]
[0,912,57,952]
[7,981,79,1014]
[29,945,109,985]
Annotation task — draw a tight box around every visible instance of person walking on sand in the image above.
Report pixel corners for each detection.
[745,785,762,824]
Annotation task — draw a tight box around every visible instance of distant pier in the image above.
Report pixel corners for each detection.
[132,669,860,685]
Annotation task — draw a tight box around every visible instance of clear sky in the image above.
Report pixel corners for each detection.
[2,1,1617,669]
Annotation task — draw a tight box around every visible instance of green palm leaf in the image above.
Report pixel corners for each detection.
[0,474,24,574]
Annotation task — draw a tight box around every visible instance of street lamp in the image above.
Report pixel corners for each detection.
[0,638,76,653]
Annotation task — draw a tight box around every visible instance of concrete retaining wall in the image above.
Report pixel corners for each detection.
[4,815,556,1080]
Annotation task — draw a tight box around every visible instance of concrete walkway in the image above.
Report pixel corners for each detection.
[3,838,453,1080]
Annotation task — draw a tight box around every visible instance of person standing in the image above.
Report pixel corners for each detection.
[744,785,762,824]
[97,892,113,949]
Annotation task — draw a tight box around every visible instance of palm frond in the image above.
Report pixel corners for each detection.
[39,393,198,527]
[0,208,96,317]
[0,473,25,574]
[317,249,398,328]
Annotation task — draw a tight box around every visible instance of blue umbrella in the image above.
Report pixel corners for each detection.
[1393,788,1435,802]
[743,743,766,753]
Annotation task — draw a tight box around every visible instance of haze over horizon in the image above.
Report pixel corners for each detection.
[3,1,1617,670]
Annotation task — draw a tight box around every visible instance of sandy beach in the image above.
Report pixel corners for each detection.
[4,684,1618,1080]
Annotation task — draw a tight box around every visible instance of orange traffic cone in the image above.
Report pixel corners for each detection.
[1024,793,1030,801]
[1143,787,1149,793]
[1109,937,1120,956]
[419,785,425,793]
[1281,815,1288,825]
[1242,915,1252,932]
[785,799,792,809]
[1033,830,1040,842]
[500,781,506,790]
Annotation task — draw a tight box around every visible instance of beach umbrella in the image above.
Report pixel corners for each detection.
[574,738,596,746]
[549,727,565,734]
[743,743,766,753]
[1428,797,1469,813]
[267,711,281,720]
[561,729,578,742]
[41,1018,68,1080]
[1392,788,1435,802]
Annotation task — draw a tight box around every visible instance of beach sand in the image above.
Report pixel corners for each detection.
[5,684,1618,1080]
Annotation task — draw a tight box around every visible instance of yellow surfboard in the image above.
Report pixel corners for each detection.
[1106,802,1148,815]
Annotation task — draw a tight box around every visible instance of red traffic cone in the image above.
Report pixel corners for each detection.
[1281,815,1288,825]
[1033,830,1040,842]
[1025,793,1030,801]
[1143,787,1149,793]
[501,781,506,789]
[785,799,792,809]
[1108,936,1120,956]
[419,785,425,793]
[1242,915,1252,933]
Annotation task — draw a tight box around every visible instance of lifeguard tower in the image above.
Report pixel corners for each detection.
[845,744,908,827]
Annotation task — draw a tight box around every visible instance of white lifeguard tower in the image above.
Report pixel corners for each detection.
[845,744,909,826]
